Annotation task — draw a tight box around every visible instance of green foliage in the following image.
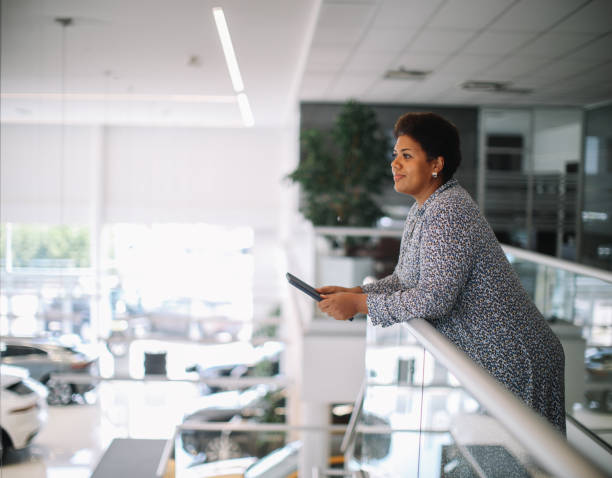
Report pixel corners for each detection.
[287,100,390,230]
[3,224,90,267]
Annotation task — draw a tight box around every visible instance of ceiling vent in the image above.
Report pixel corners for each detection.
[384,67,431,80]
[461,80,532,94]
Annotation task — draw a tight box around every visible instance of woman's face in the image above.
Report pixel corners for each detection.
[391,135,442,204]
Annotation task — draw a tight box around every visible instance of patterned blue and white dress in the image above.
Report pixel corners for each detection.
[362,179,566,433]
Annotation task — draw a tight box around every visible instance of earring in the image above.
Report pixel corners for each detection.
[432,172,438,178]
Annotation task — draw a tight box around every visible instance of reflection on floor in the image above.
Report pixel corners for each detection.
[1,381,200,478]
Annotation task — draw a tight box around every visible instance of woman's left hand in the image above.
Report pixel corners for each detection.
[318,293,367,321]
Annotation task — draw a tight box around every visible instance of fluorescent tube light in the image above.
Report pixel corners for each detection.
[236,93,254,127]
[213,7,244,93]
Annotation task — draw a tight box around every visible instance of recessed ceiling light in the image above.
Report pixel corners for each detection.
[212,7,244,93]
[384,67,430,80]
[461,81,532,94]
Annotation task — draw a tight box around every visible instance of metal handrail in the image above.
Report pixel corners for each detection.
[502,244,612,283]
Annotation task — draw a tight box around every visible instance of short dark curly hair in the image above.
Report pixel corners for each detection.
[393,112,462,181]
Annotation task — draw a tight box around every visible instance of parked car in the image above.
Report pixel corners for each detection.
[0,337,99,405]
[181,384,286,462]
[0,365,48,461]
[586,347,612,376]
[185,341,283,395]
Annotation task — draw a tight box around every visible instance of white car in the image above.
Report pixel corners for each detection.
[0,365,48,460]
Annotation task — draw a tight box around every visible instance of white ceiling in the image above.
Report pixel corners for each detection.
[301,0,612,106]
[1,0,611,128]
[0,0,319,127]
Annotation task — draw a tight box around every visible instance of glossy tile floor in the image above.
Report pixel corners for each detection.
[1,380,201,477]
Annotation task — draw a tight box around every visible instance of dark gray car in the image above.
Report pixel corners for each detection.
[0,338,98,405]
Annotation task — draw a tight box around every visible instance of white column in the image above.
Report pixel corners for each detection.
[300,400,329,477]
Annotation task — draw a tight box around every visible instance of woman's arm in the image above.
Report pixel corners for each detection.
[361,272,401,294]
[366,202,476,327]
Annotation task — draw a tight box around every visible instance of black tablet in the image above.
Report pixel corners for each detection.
[286,272,354,321]
[286,272,322,302]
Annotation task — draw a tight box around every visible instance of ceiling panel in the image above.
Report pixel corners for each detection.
[410,29,477,53]
[517,32,599,59]
[358,27,414,53]
[299,73,336,100]
[563,33,612,61]
[393,52,447,71]
[343,51,395,74]
[428,0,516,30]
[463,31,537,55]
[553,0,612,33]
[316,2,377,30]
[361,78,418,101]
[524,58,600,79]
[311,27,364,46]
[372,0,445,28]
[479,56,548,80]
[435,54,500,75]
[490,0,586,32]
[305,46,354,72]
[326,74,375,99]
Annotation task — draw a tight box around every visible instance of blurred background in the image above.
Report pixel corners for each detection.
[1,1,611,477]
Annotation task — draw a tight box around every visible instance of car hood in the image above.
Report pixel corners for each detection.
[183,390,243,420]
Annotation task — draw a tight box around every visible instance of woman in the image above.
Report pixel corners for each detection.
[317,112,566,434]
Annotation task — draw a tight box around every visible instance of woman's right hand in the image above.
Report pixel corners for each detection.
[317,285,363,295]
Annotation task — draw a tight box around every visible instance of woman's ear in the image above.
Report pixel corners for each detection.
[434,156,445,176]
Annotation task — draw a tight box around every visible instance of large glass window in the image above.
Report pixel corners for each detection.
[0,223,93,337]
[480,108,582,258]
[581,104,612,271]
[105,223,254,342]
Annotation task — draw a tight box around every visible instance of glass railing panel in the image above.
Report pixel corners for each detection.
[173,427,351,478]
[175,428,290,476]
[503,249,612,445]
[504,253,612,342]
[350,321,603,478]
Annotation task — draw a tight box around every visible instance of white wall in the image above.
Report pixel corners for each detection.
[103,125,288,227]
[1,123,99,223]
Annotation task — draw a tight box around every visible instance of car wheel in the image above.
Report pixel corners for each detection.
[181,432,204,456]
[204,435,243,462]
[1,428,11,463]
[46,378,73,405]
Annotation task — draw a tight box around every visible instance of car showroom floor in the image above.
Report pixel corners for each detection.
[2,339,612,478]
[1,339,283,477]
[1,380,200,477]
